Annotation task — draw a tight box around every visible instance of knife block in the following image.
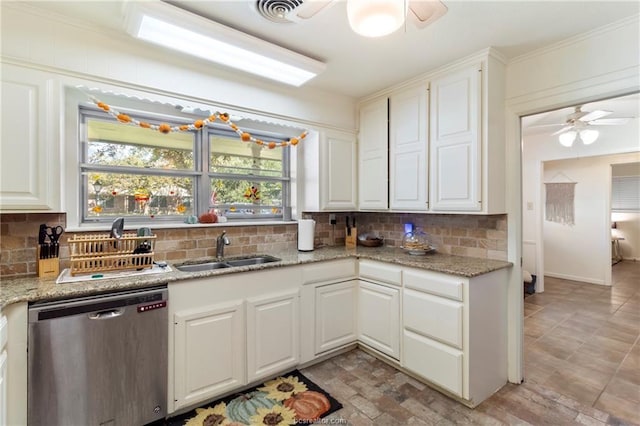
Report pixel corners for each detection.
[345,227,357,248]
[37,247,60,278]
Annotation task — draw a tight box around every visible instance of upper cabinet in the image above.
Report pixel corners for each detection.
[300,128,357,212]
[321,130,357,210]
[355,49,506,214]
[389,84,429,211]
[0,64,61,212]
[358,98,388,210]
[429,65,481,211]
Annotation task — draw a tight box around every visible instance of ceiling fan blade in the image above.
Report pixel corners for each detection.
[293,0,336,20]
[579,110,612,122]
[588,118,631,125]
[551,125,574,136]
[408,0,448,28]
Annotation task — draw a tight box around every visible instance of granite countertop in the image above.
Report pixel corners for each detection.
[0,246,512,307]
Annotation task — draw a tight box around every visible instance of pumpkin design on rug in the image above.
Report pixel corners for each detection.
[173,371,342,426]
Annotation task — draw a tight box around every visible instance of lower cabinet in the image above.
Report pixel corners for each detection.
[314,280,357,354]
[247,290,299,382]
[173,300,245,411]
[401,267,508,405]
[357,280,400,360]
[169,268,302,413]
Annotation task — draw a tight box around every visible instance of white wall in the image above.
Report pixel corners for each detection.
[0,3,356,131]
[542,153,640,285]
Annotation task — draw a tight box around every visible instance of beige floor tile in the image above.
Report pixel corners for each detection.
[594,391,640,425]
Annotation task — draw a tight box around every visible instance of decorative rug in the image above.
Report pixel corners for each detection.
[167,370,342,426]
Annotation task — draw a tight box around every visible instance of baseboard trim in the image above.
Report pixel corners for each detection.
[545,272,606,286]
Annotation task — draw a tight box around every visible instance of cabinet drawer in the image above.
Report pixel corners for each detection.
[359,260,402,286]
[403,269,464,301]
[403,288,462,348]
[403,329,462,397]
[302,259,356,284]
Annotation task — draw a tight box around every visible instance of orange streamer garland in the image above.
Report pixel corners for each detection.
[90,96,307,149]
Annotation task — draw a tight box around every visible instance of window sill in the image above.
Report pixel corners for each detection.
[65,220,299,233]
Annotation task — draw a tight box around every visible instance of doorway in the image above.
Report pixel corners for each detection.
[521,92,639,292]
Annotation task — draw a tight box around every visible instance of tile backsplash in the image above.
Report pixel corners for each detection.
[304,212,507,261]
[1,211,507,278]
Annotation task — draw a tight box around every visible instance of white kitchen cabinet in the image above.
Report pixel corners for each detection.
[315,280,358,354]
[401,267,508,405]
[389,84,429,211]
[3,302,27,426]
[429,64,481,211]
[0,64,60,212]
[358,280,400,359]
[247,289,299,382]
[358,97,389,210]
[168,267,302,413]
[321,130,357,210]
[173,300,245,411]
[0,313,6,426]
[300,129,357,212]
[429,53,506,213]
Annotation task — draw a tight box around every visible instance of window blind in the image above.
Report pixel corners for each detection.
[612,176,640,211]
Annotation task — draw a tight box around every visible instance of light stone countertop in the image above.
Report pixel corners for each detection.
[0,246,512,307]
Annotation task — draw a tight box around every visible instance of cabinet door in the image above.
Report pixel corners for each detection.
[321,130,357,210]
[315,280,357,354]
[247,290,299,382]
[0,64,59,211]
[358,98,389,210]
[389,85,428,211]
[358,281,400,359]
[430,64,481,211]
[174,300,245,410]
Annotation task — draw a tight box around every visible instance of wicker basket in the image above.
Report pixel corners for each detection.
[68,232,156,275]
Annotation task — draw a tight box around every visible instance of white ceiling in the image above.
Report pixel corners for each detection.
[22,0,640,99]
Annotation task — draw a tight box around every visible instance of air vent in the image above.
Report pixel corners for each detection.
[256,0,303,23]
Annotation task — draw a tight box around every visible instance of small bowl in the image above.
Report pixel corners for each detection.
[358,236,384,247]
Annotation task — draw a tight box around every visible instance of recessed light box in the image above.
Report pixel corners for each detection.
[123,1,326,87]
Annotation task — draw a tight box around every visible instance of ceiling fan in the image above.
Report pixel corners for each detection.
[550,106,630,136]
[533,106,632,147]
[254,0,448,34]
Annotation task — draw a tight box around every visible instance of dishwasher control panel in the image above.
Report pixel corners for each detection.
[138,300,167,313]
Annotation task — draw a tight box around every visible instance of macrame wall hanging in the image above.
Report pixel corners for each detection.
[544,172,577,225]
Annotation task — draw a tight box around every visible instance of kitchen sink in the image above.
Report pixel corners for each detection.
[175,255,281,272]
[224,255,281,267]
[175,261,230,272]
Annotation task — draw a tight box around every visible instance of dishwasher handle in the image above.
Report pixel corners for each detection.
[88,308,124,320]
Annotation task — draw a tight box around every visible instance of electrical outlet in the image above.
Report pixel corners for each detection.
[329,214,336,225]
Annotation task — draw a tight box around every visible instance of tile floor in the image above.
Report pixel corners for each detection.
[300,260,640,425]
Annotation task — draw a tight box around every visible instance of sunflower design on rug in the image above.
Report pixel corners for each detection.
[184,402,230,426]
[175,371,340,426]
[259,375,331,423]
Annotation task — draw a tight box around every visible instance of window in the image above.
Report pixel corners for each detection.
[612,175,640,211]
[80,105,291,224]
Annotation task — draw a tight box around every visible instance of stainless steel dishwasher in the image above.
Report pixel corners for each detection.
[28,286,168,426]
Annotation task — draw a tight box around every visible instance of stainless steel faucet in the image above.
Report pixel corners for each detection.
[216,231,230,259]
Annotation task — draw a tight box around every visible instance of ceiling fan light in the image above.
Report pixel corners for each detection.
[558,131,577,147]
[579,129,599,145]
[347,0,406,37]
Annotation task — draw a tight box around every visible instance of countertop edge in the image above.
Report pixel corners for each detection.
[1,247,512,307]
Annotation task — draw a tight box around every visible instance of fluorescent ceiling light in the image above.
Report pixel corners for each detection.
[124,2,325,87]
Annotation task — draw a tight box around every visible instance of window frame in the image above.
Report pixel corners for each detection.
[78,104,292,225]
